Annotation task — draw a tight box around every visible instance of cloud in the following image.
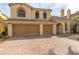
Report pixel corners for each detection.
[29,0,79,15]
[29,3,67,16]
[0,2,79,17]
[64,0,79,13]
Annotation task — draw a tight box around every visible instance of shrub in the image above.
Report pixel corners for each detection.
[0,33,3,38]
[1,31,7,36]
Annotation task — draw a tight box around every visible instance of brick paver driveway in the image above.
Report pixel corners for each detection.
[0,36,79,55]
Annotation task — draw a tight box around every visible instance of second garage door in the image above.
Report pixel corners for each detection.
[13,24,40,37]
[43,25,52,35]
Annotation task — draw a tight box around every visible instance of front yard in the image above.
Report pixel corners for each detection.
[0,34,79,55]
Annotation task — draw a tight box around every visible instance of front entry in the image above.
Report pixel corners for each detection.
[56,23,63,34]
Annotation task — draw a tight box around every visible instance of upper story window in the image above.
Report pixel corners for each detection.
[18,9,25,17]
[43,12,47,19]
[35,11,39,18]
[65,22,67,31]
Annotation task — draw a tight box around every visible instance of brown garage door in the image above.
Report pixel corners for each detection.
[13,24,40,37]
[43,25,52,35]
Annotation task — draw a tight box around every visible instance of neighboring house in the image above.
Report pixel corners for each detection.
[0,10,8,33]
[5,3,71,37]
[70,12,79,33]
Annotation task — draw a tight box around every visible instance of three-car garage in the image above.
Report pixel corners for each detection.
[12,24,52,37]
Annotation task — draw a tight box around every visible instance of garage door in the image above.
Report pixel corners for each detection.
[43,25,52,35]
[13,24,40,37]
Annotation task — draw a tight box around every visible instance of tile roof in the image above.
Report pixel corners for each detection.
[7,18,56,22]
[7,16,70,23]
[8,3,52,11]
[50,16,71,21]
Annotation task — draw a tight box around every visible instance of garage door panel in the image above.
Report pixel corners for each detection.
[43,25,52,35]
[13,24,39,36]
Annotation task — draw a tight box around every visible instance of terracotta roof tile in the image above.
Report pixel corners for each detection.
[8,3,52,11]
[50,16,71,21]
[7,16,70,22]
[7,18,56,22]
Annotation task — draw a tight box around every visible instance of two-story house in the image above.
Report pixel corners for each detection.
[6,3,71,37]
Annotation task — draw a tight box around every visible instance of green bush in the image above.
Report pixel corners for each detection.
[2,31,7,36]
[0,31,8,41]
[0,33,3,38]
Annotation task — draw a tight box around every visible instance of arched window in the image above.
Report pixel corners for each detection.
[35,11,39,18]
[18,9,25,17]
[43,12,47,19]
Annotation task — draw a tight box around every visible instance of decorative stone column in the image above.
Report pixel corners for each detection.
[62,23,65,34]
[39,11,43,20]
[52,24,56,35]
[40,24,43,36]
[8,24,13,37]
[32,10,35,19]
[67,22,70,33]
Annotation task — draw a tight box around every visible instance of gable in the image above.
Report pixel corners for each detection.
[8,3,33,9]
[9,3,32,19]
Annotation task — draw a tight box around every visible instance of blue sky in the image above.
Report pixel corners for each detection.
[0,3,78,17]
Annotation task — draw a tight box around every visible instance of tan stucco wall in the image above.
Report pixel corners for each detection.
[10,4,32,19]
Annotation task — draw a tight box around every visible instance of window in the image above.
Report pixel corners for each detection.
[43,12,47,19]
[18,9,25,17]
[35,11,39,18]
[65,22,67,31]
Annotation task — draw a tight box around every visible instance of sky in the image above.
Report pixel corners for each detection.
[0,3,79,17]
